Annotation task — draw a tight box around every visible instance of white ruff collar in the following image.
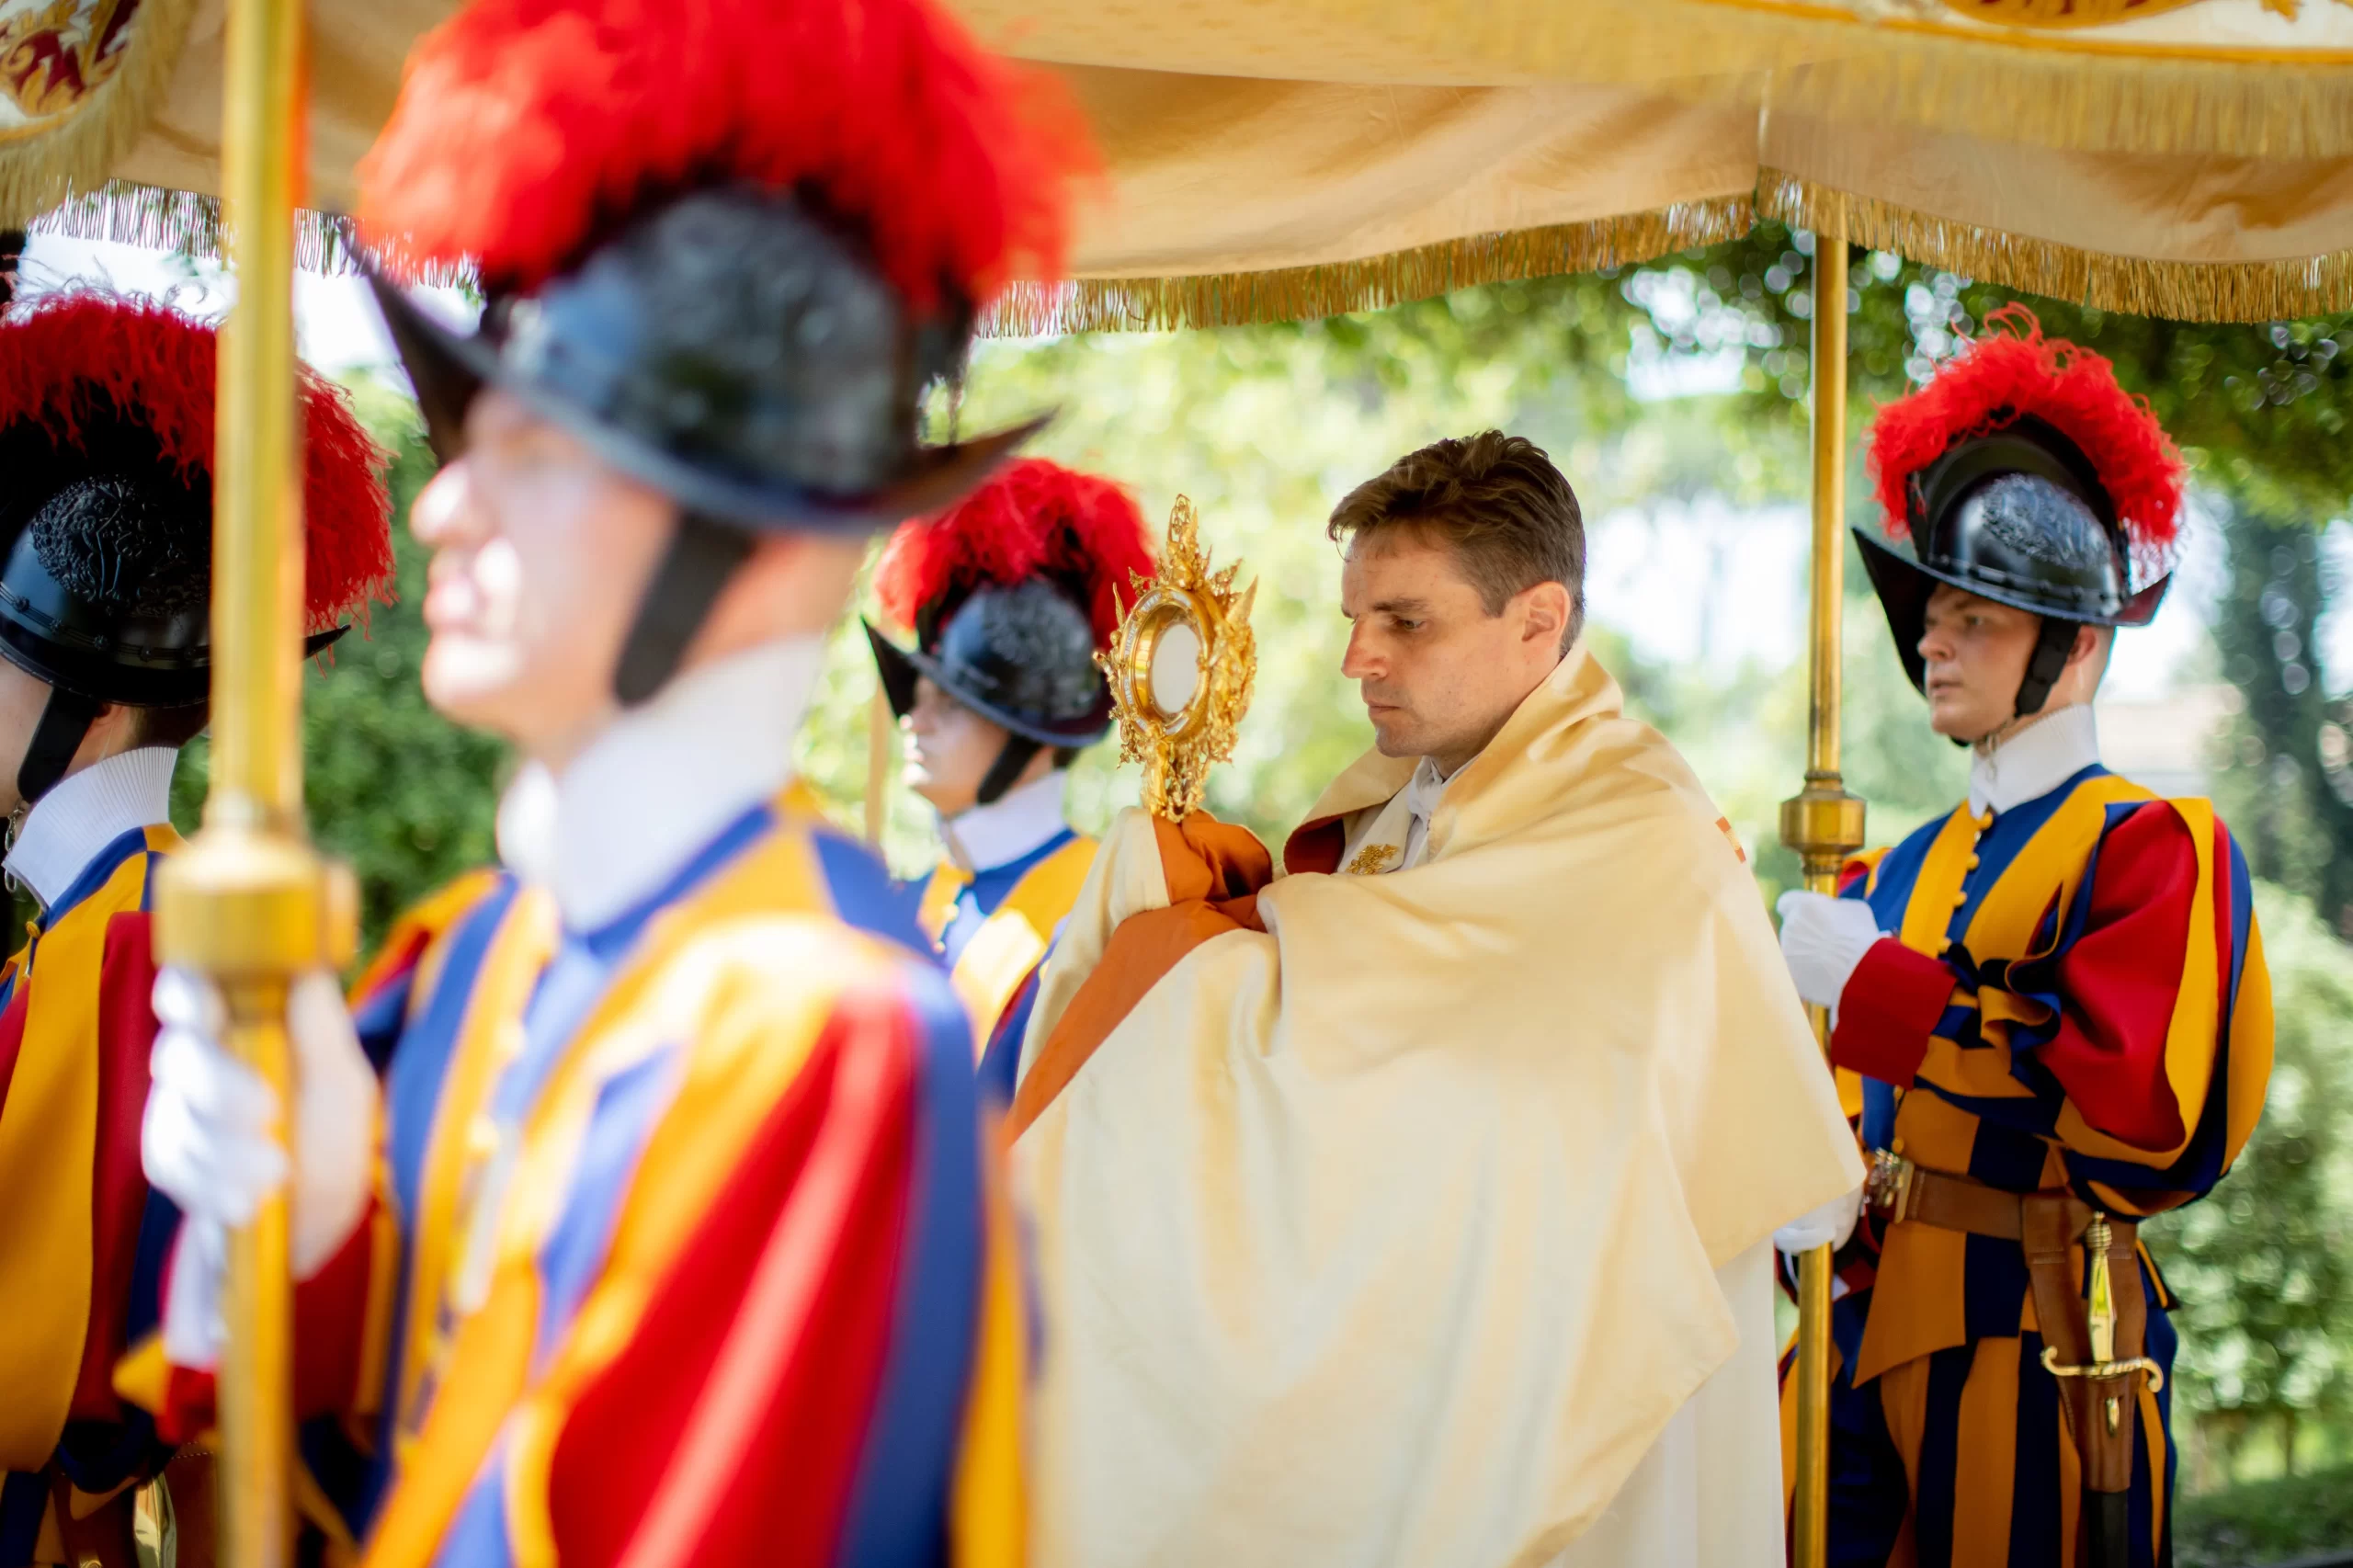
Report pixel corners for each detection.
[5,746,176,910]
[495,636,824,932]
[1969,702,2100,818]
[940,770,1068,873]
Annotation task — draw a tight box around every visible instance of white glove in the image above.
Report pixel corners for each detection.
[1775,891,1887,1011]
[143,968,379,1315]
[1774,1183,1864,1255]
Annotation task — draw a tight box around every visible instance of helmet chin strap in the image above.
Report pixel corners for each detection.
[611,512,756,707]
[2012,615,2081,722]
[1952,615,2083,749]
[16,687,102,808]
[975,734,1042,806]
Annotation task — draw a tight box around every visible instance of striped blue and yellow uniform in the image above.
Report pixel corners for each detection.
[1780,764,2271,1568]
[917,830,1095,1101]
[0,825,182,1566]
[155,786,1025,1568]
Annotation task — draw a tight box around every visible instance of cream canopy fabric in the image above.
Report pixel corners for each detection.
[15,0,2353,323]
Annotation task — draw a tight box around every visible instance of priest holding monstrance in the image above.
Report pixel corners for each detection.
[1006,431,1864,1567]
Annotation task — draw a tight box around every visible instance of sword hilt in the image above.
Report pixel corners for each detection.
[2037,1346,2165,1392]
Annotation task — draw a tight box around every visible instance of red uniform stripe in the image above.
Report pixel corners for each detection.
[1831,937,1954,1090]
[72,909,163,1418]
[2026,801,2197,1152]
[546,986,920,1568]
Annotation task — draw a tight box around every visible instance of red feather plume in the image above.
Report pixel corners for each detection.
[355,0,1090,311]
[1868,304,2184,562]
[874,457,1155,649]
[0,290,394,629]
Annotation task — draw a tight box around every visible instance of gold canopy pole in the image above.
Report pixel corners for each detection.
[1779,233,1868,1568]
[151,0,352,1561]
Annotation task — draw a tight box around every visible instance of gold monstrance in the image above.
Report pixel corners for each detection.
[1099,496,1256,820]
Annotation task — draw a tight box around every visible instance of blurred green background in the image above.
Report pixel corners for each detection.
[139,225,2353,1546]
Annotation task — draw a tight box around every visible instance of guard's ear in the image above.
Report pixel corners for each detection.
[2068,623,2112,671]
[84,699,145,754]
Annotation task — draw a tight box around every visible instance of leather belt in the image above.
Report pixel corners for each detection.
[1866,1150,2029,1240]
[1864,1151,2156,1568]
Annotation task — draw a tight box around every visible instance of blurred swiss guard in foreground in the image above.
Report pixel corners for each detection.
[1774,307,2273,1568]
[131,0,1079,1562]
[1005,430,1864,1567]
[0,292,391,1568]
[866,459,1155,1096]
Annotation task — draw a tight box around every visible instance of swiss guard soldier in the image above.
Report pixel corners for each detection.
[131,0,1079,1562]
[1773,306,2273,1568]
[865,458,1154,1096]
[0,290,390,1568]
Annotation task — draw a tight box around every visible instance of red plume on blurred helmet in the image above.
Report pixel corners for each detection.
[1868,304,2184,560]
[0,290,392,630]
[355,0,1090,312]
[875,457,1155,649]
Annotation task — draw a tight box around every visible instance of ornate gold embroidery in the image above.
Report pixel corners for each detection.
[1345,843,1400,876]
[0,0,136,120]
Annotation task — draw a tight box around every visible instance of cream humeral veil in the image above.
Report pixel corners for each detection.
[1013,645,1865,1568]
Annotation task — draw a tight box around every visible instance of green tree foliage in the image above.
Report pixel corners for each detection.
[2175,1463,2353,1567]
[2207,495,2353,937]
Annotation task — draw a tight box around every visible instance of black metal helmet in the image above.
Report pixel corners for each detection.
[867,457,1156,803]
[1859,308,2184,725]
[368,191,1037,542]
[869,578,1108,734]
[355,0,1081,708]
[0,292,390,802]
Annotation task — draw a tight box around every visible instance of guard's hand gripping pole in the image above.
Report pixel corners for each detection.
[153,835,357,1568]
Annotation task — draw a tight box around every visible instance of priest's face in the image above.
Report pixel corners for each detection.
[1339,528,1570,775]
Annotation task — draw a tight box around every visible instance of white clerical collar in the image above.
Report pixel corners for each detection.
[940,769,1067,873]
[495,636,824,932]
[1969,702,2100,818]
[1404,755,1449,816]
[5,746,176,911]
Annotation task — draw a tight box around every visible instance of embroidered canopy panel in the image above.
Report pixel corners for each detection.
[15,0,2353,324]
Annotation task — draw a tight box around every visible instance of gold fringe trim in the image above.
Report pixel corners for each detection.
[1760,167,2353,322]
[0,0,202,227]
[983,196,1755,335]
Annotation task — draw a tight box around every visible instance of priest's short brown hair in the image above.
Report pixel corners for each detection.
[1328,431,1586,649]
